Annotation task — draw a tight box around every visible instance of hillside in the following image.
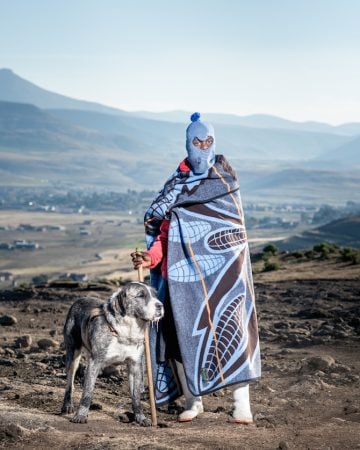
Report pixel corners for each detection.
[317,215,360,242]
[244,168,360,203]
[0,102,161,189]
[0,101,111,151]
[0,70,359,202]
[315,136,360,166]
[0,69,126,115]
[274,215,360,250]
[0,101,169,155]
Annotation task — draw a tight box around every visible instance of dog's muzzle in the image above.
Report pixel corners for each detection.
[154,301,164,320]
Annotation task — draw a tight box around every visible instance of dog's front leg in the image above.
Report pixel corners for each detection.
[71,360,100,424]
[127,359,151,427]
[62,348,81,414]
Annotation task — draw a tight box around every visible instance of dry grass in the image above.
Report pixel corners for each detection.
[0,211,145,282]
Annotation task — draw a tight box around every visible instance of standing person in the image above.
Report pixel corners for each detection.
[131,113,260,423]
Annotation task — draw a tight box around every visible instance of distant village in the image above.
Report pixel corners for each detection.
[0,218,133,253]
[1,186,359,228]
[1,187,359,286]
[0,223,65,251]
[0,186,154,215]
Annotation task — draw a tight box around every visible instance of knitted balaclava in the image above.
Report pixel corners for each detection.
[186,112,216,174]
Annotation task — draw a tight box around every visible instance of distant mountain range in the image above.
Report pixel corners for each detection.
[133,110,360,136]
[46,107,353,161]
[2,68,360,136]
[0,68,359,203]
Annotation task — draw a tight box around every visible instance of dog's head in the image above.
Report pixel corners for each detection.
[111,282,164,322]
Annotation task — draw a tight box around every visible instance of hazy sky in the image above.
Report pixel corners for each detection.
[0,0,359,124]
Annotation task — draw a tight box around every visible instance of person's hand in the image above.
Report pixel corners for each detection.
[130,251,152,269]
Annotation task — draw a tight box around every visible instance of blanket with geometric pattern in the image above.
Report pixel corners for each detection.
[145,155,261,405]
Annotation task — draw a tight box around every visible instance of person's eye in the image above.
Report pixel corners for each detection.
[207,137,214,145]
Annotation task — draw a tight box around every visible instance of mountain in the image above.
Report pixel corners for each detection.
[0,101,140,152]
[0,69,359,202]
[314,136,360,166]
[0,68,127,115]
[0,101,351,164]
[275,215,360,250]
[243,168,360,204]
[46,108,185,152]
[0,101,173,189]
[336,123,360,136]
[1,100,359,200]
[1,69,360,136]
[45,108,351,161]
[134,111,360,136]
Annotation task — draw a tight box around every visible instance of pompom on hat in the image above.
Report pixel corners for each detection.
[186,112,215,174]
[190,112,201,122]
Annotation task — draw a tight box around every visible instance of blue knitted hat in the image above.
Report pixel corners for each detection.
[186,112,215,174]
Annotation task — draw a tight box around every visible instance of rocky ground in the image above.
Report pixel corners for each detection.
[0,258,359,450]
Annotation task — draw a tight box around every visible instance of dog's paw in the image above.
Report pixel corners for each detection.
[61,405,74,415]
[115,411,133,423]
[70,414,88,424]
[167,401,183,415]
[135,414,152,427]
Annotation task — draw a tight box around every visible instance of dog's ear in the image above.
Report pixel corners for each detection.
[116,289,127,317]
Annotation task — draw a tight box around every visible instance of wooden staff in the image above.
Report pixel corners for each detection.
[136,249,157,427]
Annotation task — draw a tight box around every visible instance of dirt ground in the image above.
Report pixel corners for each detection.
[0,259,359,450]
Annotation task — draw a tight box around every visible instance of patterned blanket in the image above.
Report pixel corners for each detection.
[146,155,261,405]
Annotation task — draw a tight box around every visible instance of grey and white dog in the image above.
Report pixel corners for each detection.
[61,281,164,426]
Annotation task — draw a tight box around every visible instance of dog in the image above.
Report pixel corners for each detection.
[61,281,164,426]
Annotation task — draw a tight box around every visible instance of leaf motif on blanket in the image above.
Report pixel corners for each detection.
[206,227,247,251]
[169,219,212,243]
[202,295,245,382]
[156,362,177,395]
[168,255,225,282]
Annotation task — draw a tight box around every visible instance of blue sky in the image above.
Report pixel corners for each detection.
[0,0,359,124]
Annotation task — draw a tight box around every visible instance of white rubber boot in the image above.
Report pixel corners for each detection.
[176,361,204,422]
[229,383,253,424]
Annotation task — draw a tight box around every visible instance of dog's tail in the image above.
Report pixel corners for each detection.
[63,303,83,355]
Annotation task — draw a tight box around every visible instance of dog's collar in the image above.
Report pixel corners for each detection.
[89,307,145,346]
[88,307,118,337]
